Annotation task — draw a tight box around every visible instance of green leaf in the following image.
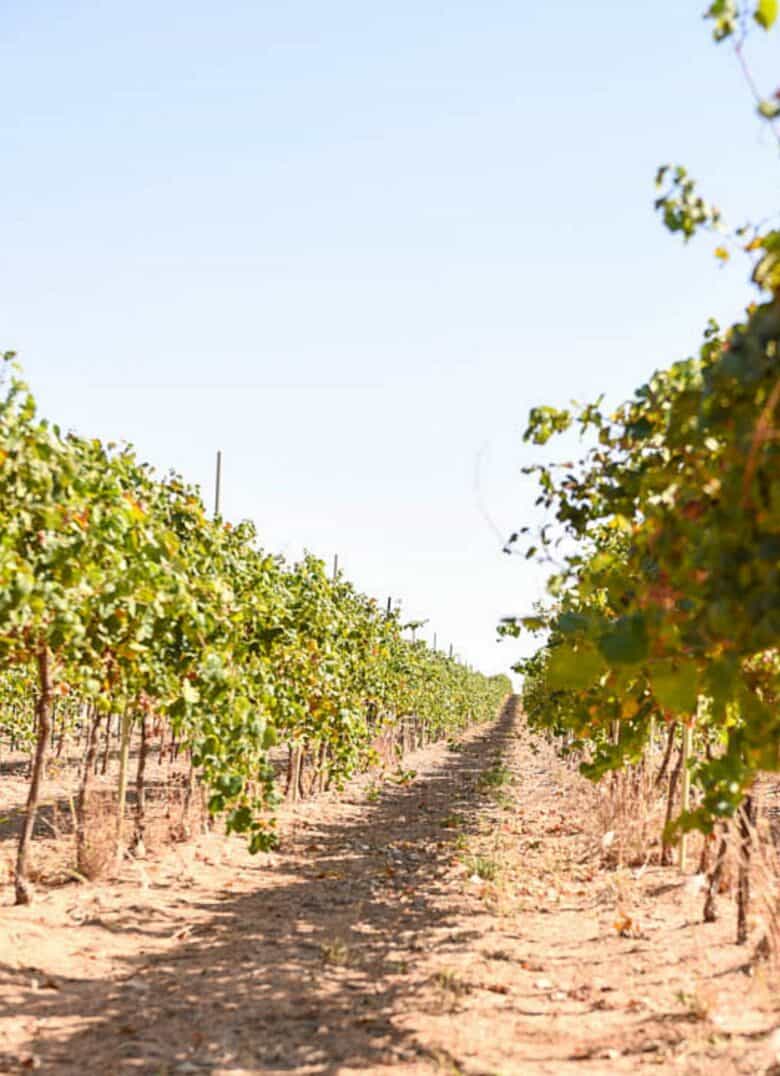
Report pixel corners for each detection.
[649,660,699,715]
[227,806,253,832]
[597,616,649,665]
[704,659,738,716]
[557,611,589,636]
[546,642,607,691]
[218,773,244,797]
[755,0,778,29]
[249,828,278,854]
[706,0,738,38]
[169,697,187,720]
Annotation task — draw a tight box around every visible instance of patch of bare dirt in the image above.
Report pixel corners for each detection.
[1,708,779,1074]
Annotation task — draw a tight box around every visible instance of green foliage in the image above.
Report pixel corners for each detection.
[505,7,780,839]
[0,352,511,848]
[705,0,777,39]
[706,0,740,40]
[654,166,723,240]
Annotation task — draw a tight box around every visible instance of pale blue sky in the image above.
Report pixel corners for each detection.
[1,2,777,676]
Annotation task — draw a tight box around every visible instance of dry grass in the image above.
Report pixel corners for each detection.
[586,767,780,966]
[590,765,669,869]
[147,779,208,849]
[76,789,118,881]
[752,782,780,963]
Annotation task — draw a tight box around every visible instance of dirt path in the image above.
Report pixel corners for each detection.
[1,708,779,1075]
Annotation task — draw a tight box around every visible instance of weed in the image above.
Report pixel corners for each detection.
[478,762,513,792]
[675,988,709,1021]
[391,767,417,786]
[430,968,472,1013]
[431,1048,466,1075]
[464,853,499,881]
[320,938,350,966]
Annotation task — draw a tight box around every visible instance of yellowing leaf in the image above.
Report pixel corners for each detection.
[621,696,639,718]
[755,0,778,30]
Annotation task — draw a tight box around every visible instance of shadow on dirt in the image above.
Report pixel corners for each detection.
[3,703,519,1075]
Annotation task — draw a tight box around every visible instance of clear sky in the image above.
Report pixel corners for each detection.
[1,2,777,678]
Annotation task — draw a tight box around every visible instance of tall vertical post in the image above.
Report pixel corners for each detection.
[214,450,222,518]
[679,720,693,871]
[433,632,437,652]
[332,554,339,580]
[386,596,392,617]
[449,643,453,659]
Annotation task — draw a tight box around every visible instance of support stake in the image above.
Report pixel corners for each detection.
[679,721,693,871]
[214,450,222,518]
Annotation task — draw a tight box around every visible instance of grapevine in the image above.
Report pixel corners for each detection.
[0,356,510,902]
[503,1,780,944]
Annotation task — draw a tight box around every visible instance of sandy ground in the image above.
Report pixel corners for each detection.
[1,705,779,1075]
